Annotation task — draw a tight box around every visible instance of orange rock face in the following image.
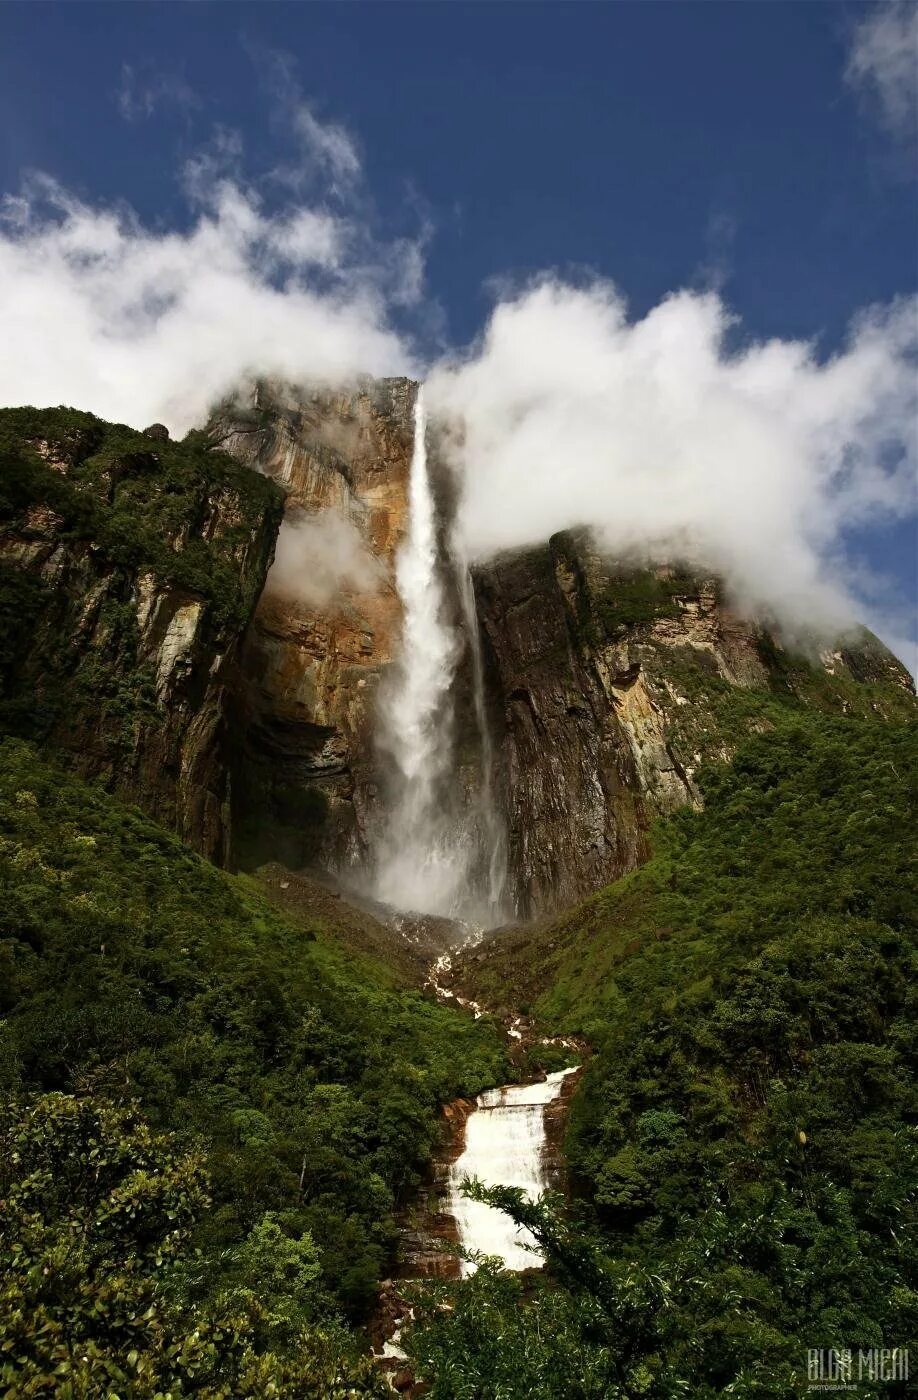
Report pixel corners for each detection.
[216,382,915,917]
[217,378,417,871]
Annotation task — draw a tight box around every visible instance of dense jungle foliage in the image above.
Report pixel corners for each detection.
[0,411,914,1396]
[0,407,284,757]
[410,700,917,1397]
[0,738,508,1390]
[1,1092,388,1397]
[0,407,282,630]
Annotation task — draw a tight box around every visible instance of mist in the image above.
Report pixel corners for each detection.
[427,280,917,650]
[265,511,384,609]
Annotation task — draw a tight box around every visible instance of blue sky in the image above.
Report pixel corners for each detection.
[0,1,915,659]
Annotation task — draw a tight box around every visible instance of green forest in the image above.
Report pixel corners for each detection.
[3,695,914,1395]
[0,738,507,1395]
[0,407,914,1398]
[422,703,917,1397]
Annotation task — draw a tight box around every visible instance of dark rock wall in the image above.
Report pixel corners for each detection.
[214,378,419,871]
[474,533,914,918]
[474,546,650,918]
[0,409,282,862]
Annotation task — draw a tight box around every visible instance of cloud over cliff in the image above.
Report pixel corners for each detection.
[266,510,384,608]
[428,280,917,641]
[0,71,914,656]
[0,118,416,435]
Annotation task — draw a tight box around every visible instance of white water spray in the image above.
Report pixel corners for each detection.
[446,1069,576,1275]
[372,386,509,922]
[373,388,467,916]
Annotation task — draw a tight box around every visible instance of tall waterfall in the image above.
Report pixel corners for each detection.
[373,388,467,917]
[445,1069,575,1274]
[372,385,507,923]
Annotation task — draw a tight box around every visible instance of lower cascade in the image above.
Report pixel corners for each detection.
[446,1068,577,1275]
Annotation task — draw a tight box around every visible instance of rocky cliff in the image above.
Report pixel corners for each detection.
[211,377,419,872]
[473,532,914,918]
[1,391,910,926]
[0,407,282,861]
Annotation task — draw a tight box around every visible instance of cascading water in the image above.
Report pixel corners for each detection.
[367,386,574,1292]
[371,385,510,922]
[445,1069,576,1275]
[373,387,469,918]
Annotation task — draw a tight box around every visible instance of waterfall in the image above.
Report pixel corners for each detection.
[445,1069,576,1275]
[373,387,467,917]
[371,385,508,924]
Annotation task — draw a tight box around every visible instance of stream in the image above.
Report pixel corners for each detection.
[445,1067,578,1274]
[426,945,580,1272]
[371,936,583,1381]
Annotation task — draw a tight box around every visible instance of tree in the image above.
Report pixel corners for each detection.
[0,1092,386,1397]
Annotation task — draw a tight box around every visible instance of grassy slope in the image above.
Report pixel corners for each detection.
[253,862,432,985]
[0,738,508,1319]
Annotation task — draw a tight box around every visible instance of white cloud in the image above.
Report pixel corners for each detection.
[292,103,361,185]
[266,208,343,267]
[0,166,414,435]
[1,64,915,658]
[251,45,362,193]
[846,0,918,140]
[117,63,200,123]
[428,279,918,643]
[0,59,433,437]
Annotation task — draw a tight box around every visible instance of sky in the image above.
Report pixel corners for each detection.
[0,1,915,662]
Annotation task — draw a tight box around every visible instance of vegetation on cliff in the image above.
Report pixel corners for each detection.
[0,407,283,631]
[0,738,507,1389]
[0,406,286,857]
[419,694,916,1396]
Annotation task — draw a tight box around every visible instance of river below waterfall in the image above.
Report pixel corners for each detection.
[445,1067,578,1275]
[373,1063,579,1369]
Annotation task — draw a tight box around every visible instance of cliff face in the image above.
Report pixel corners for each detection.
[474,532,914,919]
[3,394,910,927]
[213,379,417,870]
[0,408,282,862]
